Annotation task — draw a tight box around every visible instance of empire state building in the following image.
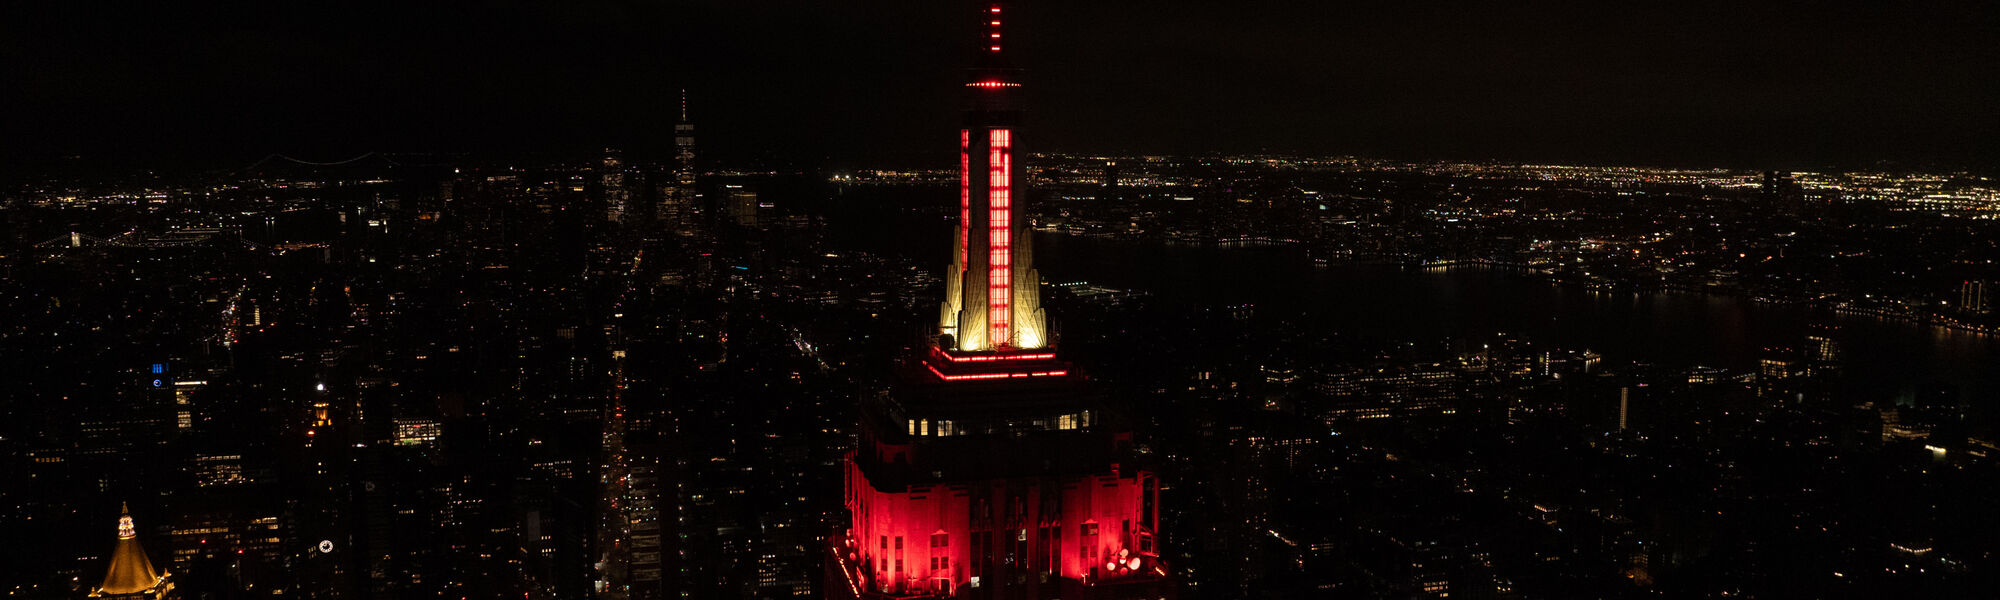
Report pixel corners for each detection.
[829,3,1174,599]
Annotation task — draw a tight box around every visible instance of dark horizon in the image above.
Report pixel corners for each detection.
[6,1,1998,175]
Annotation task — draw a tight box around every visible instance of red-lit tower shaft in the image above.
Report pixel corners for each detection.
[942,1,1047,353]
[968,1,1015,348]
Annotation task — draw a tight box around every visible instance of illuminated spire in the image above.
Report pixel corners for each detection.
[675,90,696,187]
[938,1,1045,353]
[90,503,172,599]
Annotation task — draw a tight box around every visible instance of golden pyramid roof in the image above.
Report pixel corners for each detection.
[92,503,169,598]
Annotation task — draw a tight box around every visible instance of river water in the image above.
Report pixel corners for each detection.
[1025,233,2000,419]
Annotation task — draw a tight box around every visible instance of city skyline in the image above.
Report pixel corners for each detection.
[8,2,2000,599]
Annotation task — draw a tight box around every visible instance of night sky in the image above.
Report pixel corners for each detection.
[6,1,1997,171]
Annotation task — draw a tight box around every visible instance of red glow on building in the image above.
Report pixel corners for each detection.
[833,2,1173,597]
[924,362,1068,381]
[840,460,1159,596]
[937,351,1056,363]
[986,129,1012,348]
[958,130,969,266]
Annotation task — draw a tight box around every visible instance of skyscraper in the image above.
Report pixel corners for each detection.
[1961,280,1990,315]
[830,3,1173,599]
[603,148,630,223]
[675,90,696,188]
[935,1,1046,353]
[1618,386,1630,432]
[1761,170,1802,217]
[726,184,759,228]
[662,91,700,231]
[1099,160,1119,203]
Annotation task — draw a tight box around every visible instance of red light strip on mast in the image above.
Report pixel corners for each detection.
[926,362,1067,381]
[958,130,969,266]
[987,128,1013,347]
[939,352,1056,363]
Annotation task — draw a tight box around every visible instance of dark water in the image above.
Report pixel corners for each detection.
[1028,233,2000,415]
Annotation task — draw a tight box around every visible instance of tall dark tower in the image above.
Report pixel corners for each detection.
[675,90,696,188]
[830,3,1174,599]
[661,91,699,230]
